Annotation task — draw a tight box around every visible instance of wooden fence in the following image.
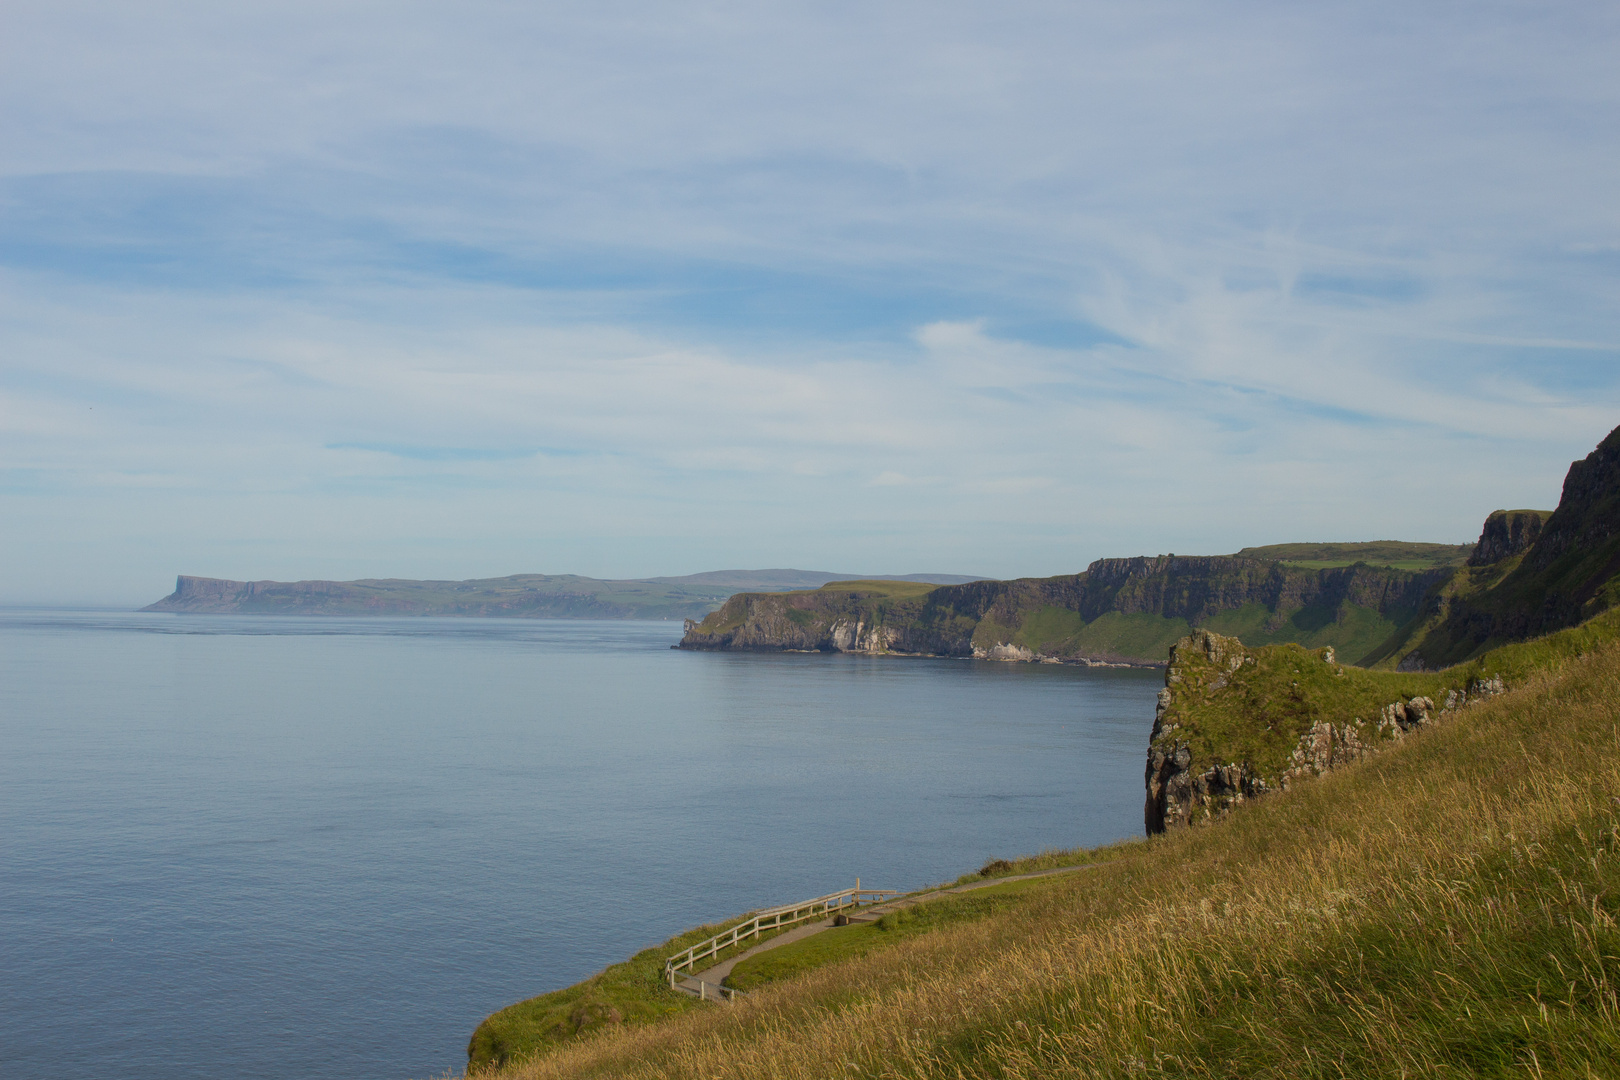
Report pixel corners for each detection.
[665,879,900,992]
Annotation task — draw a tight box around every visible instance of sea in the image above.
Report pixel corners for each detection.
[0,610,1160,1080]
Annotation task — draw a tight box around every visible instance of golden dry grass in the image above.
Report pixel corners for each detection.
[482,639,1620,1079]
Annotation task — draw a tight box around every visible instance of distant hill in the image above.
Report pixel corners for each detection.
[140,569,989,620]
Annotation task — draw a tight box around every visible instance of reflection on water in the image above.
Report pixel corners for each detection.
[0,611,1158,1079]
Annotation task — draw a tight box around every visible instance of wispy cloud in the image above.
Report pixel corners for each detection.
[2,1,1618,602]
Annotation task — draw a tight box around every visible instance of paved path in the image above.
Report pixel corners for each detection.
[680,863,1096,997]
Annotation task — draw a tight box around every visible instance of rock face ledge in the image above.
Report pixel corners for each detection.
[1144,630,1504,833]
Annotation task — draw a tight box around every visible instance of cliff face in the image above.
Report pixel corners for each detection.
[1391,424,1620,669]
[1467,510,1551,566]
[678,583,982,656]
[679,558,1449,666]
[1144,630,1504,833]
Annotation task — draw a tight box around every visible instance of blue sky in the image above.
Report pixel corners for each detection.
[3,1,1619,603]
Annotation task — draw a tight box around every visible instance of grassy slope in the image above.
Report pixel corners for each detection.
[489,624,1620,1079]
[1159,606,1620,784]
[722,870,1124,993]
[467,916,801,1070]
[1234,540,1474,570]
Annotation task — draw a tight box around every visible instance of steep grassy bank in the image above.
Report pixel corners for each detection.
[481,633,1620,1079]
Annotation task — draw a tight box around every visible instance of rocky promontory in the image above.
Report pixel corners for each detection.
[1143,629,1506,833]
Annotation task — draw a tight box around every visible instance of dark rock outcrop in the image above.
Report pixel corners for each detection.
[1468,510,1551,566]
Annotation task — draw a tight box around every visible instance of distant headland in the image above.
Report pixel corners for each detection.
[140,569,988,621]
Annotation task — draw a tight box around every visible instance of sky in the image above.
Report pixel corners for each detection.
[3,1,1619,605]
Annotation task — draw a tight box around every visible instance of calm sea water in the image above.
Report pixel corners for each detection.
[0,611,1159,1080]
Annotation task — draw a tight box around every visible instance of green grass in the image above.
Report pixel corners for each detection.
[487,621,1620,1080]
[724,876,1061,992]
[950,841,1144,886]
[1009,605,1088,653]
[1198,600,1401,664]
[466,914,798,1071]
[1070,610,1192,662]
[990,600,1410,668]
[1234,540,1474,570]
[1157,605,1620,787]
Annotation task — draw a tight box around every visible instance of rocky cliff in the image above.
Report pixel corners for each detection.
[1466,509,1551,566]
[678,556,1451,666]
[1383,423,1620,669]
[1144,630,1507,833]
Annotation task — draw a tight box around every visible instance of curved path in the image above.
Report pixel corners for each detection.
[679,862,1097,996]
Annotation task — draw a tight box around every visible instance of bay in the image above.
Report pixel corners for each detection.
[0,611,1158,1079]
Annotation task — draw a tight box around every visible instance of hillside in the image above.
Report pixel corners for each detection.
[1376,428,1620,668]
[139,569,985,620]
[470,424,1620,1076]
[1233,540,1472,570]
[471,624,1620,1078]
[680,556,1452,666]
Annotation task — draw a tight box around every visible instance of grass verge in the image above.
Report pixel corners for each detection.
[466,915,797,1071]
[725,875,1071,992]
[489,626,1620,1079]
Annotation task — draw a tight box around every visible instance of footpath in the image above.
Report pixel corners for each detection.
[676,863,1096,998]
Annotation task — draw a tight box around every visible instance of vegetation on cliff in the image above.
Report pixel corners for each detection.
[471,631,1620,1078]
[1144,607,1620,832]
[681,551,1453,666]
[1382,428,1620,668]
[1233,540,1472,570]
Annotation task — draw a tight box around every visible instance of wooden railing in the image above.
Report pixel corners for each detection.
[665,879,900,991]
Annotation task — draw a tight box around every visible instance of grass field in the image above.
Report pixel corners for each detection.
[482,618,1620,1079]
[1234,540,1474,570]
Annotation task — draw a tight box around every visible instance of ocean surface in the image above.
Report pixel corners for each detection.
[0,611,1160,1080]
